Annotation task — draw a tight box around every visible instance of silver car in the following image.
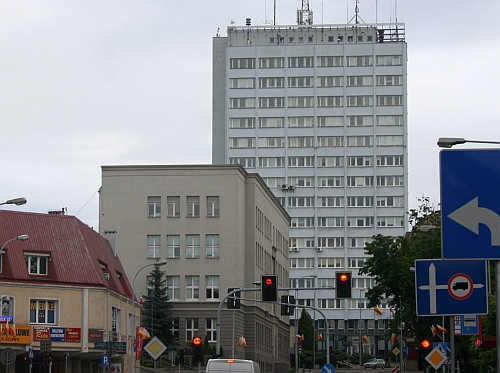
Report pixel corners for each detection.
[363,359,386,369]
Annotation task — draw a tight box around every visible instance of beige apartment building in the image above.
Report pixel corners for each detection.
[99,164,291,372]
[0,210,139,373]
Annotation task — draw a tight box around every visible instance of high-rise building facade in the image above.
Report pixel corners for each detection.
[213,16,407,355]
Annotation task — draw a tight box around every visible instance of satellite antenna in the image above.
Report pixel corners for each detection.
[348,0,365,24]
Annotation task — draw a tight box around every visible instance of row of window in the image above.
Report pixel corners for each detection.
[231,75,402,89]
[290,234,393,250]
[232,155,402,170]
[148,196,219,218]
[229,95,403,108]
[287,196,404,209]
[229,136,404,150]
[291,256,369,268]
[291,276,375,290]
[230,115,403,128]
[147,234,220,259]
[230,55,403,69]
[268,33,379,44]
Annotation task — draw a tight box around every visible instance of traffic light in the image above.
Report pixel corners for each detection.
[280,295,295,315]
[24,356,32,368]
[335,271,352,298]
[261,274,278,302]
[420,339,431,349]
[227,288,241,309]
[178,349,185,365]
[192,336,203,364]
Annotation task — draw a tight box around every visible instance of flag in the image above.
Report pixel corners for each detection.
[431,325,437,336]
[437,324,448,333]
[374,306,383,315]
[137,326,150,340]
[317,333,323,341]
[390,333,398,342]
[237,336,247,347]
[362,335,368,342]
[390,307,394,316]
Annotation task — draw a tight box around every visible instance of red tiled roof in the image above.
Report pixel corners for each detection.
[0,210,133,299]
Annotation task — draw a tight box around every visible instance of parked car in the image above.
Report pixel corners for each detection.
[363,359,386,369]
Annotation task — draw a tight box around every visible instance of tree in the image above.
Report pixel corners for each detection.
[359,197,442,347]
[141,264,174,347]
[298,309,314,351]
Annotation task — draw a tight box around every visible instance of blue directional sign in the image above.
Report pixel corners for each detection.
[440,149,500,259]
[322,363,335,373]
[415,259,488,316]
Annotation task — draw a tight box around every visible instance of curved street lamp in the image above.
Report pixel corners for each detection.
[0,197,27,206]
[0,235,30,254]
[131,260,167,373]
[437,137,500,148]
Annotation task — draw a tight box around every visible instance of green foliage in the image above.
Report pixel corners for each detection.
[330,349,349,364]
[298,309,315,351]
[359,196,442,345]
[141,264,174,347]
[470,294,497,372]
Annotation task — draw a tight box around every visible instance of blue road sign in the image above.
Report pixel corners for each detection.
[28,348,34,359]
[322,363,335,373]
[415,259,488,316]
[402,346,410,356]
[455,315,480,335]
[102,355,109,366]
[440,149,500,259]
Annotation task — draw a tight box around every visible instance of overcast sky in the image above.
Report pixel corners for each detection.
[1,0,498,230]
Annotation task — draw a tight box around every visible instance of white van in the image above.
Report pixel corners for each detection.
[205,359,261,373]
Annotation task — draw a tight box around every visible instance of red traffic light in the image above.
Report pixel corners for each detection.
[192,336,202,346]
[265,277,273,285]
[420,339,430,349]
[339,274,349,282]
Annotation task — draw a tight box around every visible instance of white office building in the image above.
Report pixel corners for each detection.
[212,12,408,355]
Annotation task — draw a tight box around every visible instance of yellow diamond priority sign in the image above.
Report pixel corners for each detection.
[425,347,447,369]
[144,336,167,360]
[392,347,400,356]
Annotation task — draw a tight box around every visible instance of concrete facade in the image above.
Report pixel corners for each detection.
[99,164,291,372]
[212,21,408,355]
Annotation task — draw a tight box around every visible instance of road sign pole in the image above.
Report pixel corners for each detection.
[496,261,500,373]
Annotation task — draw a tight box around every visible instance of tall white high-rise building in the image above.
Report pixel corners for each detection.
[212,8,408,355]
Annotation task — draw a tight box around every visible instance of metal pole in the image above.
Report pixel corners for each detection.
[496,260,500,373]
[232,309,235,358]
[359,290,363,367]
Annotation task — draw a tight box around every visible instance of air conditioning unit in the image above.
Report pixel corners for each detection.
[293,247,300,252]
[289,247,294,252]
[281,184,288,190]
[316,247,323,252]
[288,185,295,191]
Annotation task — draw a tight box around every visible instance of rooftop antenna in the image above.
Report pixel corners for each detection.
[348,0,365,24]
[297,0,313,25]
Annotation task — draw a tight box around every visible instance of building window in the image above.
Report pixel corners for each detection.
[348,238,373,249]
[347,96,373,107]
[347,217,374,227]
[317,176,343,187]
[317,217,344,227]
[376,75,402,86]
[317,56,343,67]
[318,237,344,248]
[318,278,335,288]
[347,136,373,147]
[111,306,122,333]
[1,296,14,317]
[288,56,313,68]
[206,235,220,258]
[187,197,200,217]
[166,276,180,300]
[377,216,405,227]
[229,117,255,128]
[288,156,314,167]
[288,96,314,108]
[347,176,374,187]
[258,137,285,148]
[290,217,315,228]
[377,155,403,166]
[317,197,344,207]
[259,77,284,88]
[288,117,314,128]
[186,318,199,341]
[376,196,404,207]
[377,115,403,126]
[317,136,343,147]
[230,78,255,89]
[147,235,161,258]
[288,176,314,187]
[290,258,315,268]
[259,157,285,168]
[317,76,343,87]
[317,96,343,107]
[167,196,180,217]
[262,177,286,188]
[205,275,219,299]
[230,58,255,69]
[229,137,255,148]
[288,197,314,207]
[377,95,403,106]
[26,255,48,275]
[317,156,343,167]
[346,76,373,86]
[229,157,255,168]
[186,276,200,300]
[377,135,404,146]
[376,55,402,66]
[259,97,285,108]
[347,116,373,126]
[317,116,343,127]
[167,235,180,259]
[148,196,161,217]
[347,196,374,207]
[206,196,220,218]
[186,235,200,258]
[29,299,56,324]
[259,57,284,68]
[206,319,217,342]
[348,257,367,268]
[170,318,180,342]
[348,156,373,167]
[317,258,344,268]
[346,56,372,66]
[288,76,314,87]
[258,117,285,128]
[290,237,315,250]
[229,98,255,109]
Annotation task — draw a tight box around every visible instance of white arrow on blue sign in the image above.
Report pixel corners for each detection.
[415,259,488,316]
[440,149,500,259]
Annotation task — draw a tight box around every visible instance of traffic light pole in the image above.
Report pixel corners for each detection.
[216,287,330,366]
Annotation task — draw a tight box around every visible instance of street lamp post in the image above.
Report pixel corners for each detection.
[0,197,27,206]
[437,137,500,373]
[131,260,167,373]
[294,275,317,373]
[0,235,30,254]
